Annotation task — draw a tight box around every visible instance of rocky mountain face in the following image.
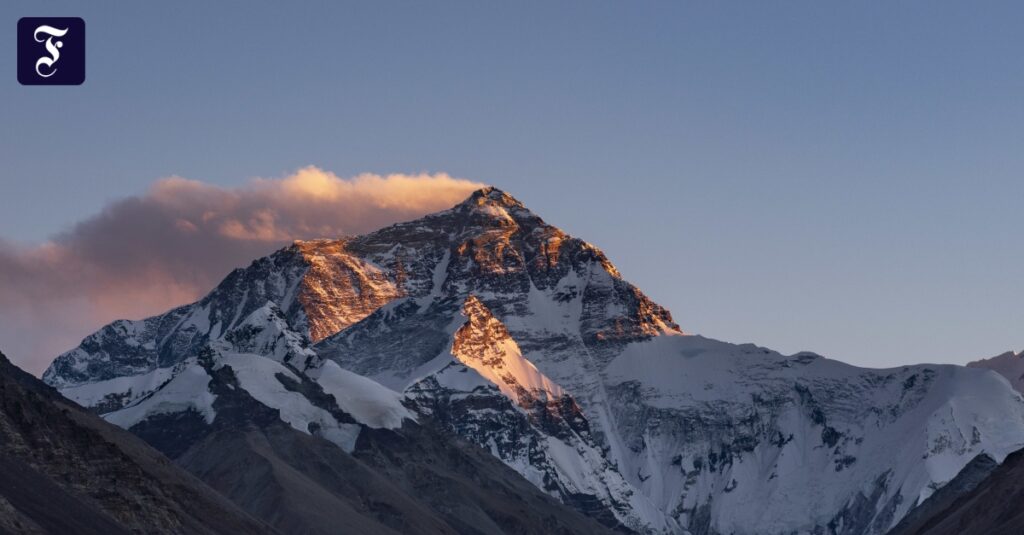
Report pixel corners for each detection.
[43,188,1024,534]
[0,350,272,534]
[127,348,614,535]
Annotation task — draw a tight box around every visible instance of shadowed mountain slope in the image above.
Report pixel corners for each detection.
[0,350,272,535]
[887,447,1024,535]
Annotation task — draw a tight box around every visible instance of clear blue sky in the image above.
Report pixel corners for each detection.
[2,1,1022,368]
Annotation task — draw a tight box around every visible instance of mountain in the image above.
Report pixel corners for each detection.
[887,446,1024,535]
[967,350,1024,393]
[0,349,272,534]
[43,187,1024,534]
[44,302,611,535]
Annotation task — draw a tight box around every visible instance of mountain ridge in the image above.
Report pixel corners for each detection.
[42,188,1024,534]
[967,350,1024,394]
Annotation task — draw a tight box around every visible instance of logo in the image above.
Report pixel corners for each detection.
[18,17,85,85]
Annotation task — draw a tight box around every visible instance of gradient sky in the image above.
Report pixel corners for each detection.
[2,1,1023,370]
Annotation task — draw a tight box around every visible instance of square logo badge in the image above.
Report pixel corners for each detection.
[18,17,85,85]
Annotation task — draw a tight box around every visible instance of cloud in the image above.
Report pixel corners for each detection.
[0,167,485,376]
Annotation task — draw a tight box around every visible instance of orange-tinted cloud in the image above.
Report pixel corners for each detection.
[0,167,484,376]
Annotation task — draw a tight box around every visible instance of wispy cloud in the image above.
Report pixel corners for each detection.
[0,167,484,375]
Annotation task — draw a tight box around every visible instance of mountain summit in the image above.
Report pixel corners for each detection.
[43,188,1024,534]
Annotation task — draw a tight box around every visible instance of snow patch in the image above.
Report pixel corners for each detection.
[310,360,414,429]
[219,353,361,452]
[105,364,216,428]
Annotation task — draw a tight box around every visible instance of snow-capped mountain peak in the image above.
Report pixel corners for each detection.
[42,188,1024,535]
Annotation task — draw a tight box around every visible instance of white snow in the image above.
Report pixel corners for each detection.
[310,360,414,429]
[415,250,451,311]
[105,364,217,428]
[218,353,361,452]
[472,203,514,223]
[428,361,497,393]
[599,333,1024,534]
[450,296,565,404]
[454,332,565,403]
[216,301,316,365]
[61,366,176,410]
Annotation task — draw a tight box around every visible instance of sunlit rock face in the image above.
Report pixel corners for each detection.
[43,187,1024,535]
[450,295,566,405]
[317,187,681,383]
[292,239,404,342]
